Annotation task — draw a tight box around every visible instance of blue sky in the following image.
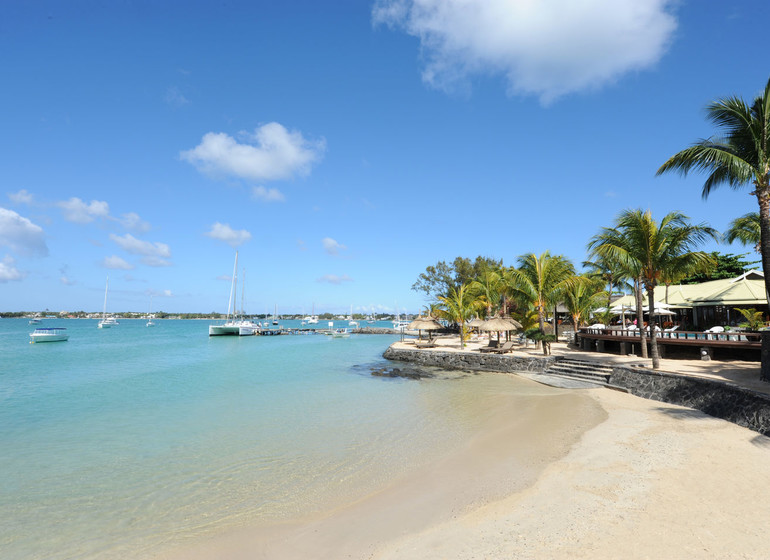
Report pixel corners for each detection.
[1,0,767,315]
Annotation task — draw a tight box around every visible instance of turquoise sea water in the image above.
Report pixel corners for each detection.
[0,318,548,559]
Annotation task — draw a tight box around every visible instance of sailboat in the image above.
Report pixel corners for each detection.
[237,269,260,336]
[146,295,155,327]
[348,304,358,327]
[306,303,319,324]
[98,276,119,328]
[209,252,241,336]
[272,304,279,325]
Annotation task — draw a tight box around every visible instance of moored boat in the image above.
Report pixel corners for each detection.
[98,276,119,328]
[30,327,69,343]
[209,251,242,336]
[331,328,350,338]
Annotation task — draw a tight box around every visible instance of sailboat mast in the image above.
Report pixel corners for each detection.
[102,276,109,319]
[227,252,238,321]
[240,268,246,319]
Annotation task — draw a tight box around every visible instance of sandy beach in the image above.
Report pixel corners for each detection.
[162,340,770,560]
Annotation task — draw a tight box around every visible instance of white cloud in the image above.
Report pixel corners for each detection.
[322,237,347,256]
[205,222,252,248]
[373,0,677,103]
[109,233,171,259]
[118,212,151,232]
[0,207,48,256]
[103,255,134,270]
[57,197,110,224]
[0,255,24,282]
[180,122,325,182]
[252,186,286,202]
[317,274,353,285]
[8,189,34,205]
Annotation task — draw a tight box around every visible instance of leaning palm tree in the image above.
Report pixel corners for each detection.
[588,209,717,370]
[725,212,761,252]
[437,284,479,348]
[657,76,770,298]
[506,252,575,335]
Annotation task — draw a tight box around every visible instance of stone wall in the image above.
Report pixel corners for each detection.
[382,347,555,373]
[610,366,770,435]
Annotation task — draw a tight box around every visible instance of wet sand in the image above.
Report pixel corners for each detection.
[161,341,770,560]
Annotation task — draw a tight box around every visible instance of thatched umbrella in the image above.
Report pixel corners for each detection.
[408,317,442,340]
[478,317,522,341]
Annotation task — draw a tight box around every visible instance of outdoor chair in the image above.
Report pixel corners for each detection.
[479,339,501,353]
[492,341,515,354]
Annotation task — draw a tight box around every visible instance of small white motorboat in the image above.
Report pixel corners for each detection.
[30,327,69,343]
[331,328,350,338]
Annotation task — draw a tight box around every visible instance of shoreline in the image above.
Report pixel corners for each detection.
[158,340,770,559]
[160,375,606,560]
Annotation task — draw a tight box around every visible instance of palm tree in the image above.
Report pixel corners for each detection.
[437,284,479,348]
[725,212,761,252]
[583,254,633,315]
[562,275,606,334]
[507,252,575,334]
[468,265,503,318]
[588,209,717,369]
[657,76,770,298]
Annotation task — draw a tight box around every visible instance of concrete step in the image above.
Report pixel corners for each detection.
[545,359,614,384]
[556,359,615,373]
[546,367,610,384]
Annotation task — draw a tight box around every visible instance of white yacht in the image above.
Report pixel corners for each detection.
[98,276,119,328]
[30,327,69,343]
[209,252,241,336]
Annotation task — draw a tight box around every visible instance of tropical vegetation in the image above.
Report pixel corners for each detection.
[657,76,770,302]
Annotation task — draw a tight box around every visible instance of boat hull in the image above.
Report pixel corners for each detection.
[30,328,69,343]
[209,324,241,336]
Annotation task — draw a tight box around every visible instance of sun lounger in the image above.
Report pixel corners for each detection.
[479,340,500,353]
[415,341,436,348]
[492,341,515,354]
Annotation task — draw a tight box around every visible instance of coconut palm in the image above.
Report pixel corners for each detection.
[437,284,479,348]
[468,265,504,318]
[725,212,761,252]
[657,77,770,298]
[588,209,717,370]
[561,275,606,334]
[583,254,633,314]
[506,252,575,334]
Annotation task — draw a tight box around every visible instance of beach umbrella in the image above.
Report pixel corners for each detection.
[478,317,522,341]
[407,317,442,340]
[468,317,485,328]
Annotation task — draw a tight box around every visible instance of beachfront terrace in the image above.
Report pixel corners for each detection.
[577,326,761,361]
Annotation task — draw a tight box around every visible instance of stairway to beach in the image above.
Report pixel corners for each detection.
[544,358,615,386]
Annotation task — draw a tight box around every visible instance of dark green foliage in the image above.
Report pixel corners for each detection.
[412,256,503,299]
[680,252,758,284]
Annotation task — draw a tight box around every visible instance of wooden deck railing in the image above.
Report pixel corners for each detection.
[579,327,761,344]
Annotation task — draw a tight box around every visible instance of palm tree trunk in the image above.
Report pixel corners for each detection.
[647,284,660,369]
[756,189,770,303]
[635,279,648,359]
